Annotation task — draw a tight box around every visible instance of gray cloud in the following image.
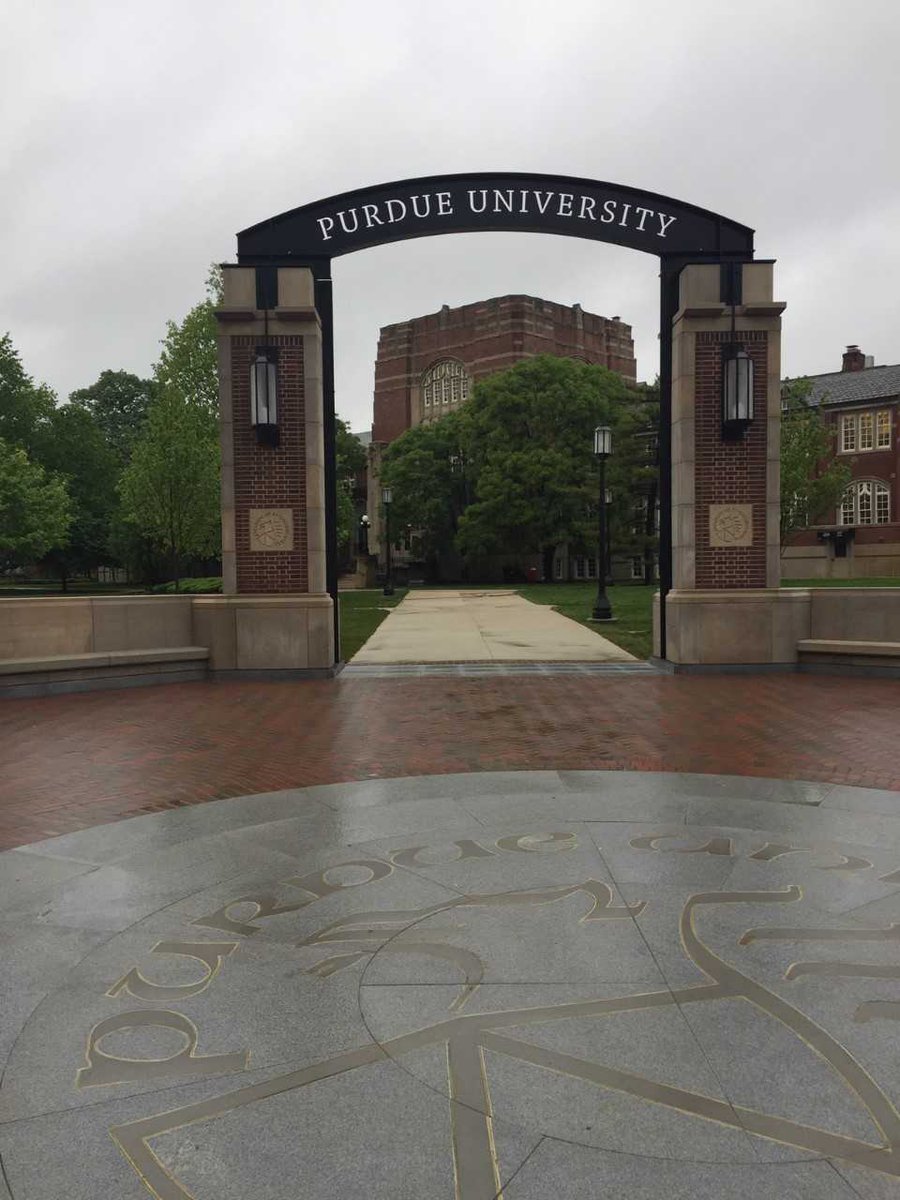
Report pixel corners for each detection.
[2,0,897,432]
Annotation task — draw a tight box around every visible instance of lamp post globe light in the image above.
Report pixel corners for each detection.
[591,426,613,622]
[381,486,394,597]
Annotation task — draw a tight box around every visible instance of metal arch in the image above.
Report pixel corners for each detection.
[236,171,753,262]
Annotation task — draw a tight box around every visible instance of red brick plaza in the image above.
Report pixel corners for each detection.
[1,672,898,851]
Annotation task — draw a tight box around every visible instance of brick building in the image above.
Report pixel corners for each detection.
[364,295,637,581]
[372,294,635,444]
[782,346,900,579]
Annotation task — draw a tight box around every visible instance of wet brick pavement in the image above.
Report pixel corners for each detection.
[1,672,899,850]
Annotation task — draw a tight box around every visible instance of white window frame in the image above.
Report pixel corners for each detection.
[859,411,874,450]
[838,479,891,526]
[421,360,471,419]
[841,409,892,453]
[877,409,891,449]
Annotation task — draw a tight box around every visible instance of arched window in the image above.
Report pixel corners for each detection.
[421,360,471,415]
[839,480,891,526]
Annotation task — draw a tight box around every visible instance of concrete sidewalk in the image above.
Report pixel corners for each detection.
[351,588,636,663]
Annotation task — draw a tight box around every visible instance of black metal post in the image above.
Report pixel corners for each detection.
[605,490,613,584]
[657,258,680,660]
[313,264,340,663]
[383,502,394,596]
[592,457,612,621]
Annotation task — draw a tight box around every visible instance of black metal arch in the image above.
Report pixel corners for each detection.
[237,172,753,263]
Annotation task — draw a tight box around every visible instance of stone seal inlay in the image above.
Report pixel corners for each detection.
[709,503,753,547]
[4,771,900,1198]
[248,508,293,551]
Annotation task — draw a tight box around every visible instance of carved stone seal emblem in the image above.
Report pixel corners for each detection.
[709,503,753,547]
[248,508,293,551]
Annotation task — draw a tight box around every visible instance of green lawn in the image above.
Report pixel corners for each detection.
[339,588,408,661]
[517,576,900,663]
[517,583,656,661]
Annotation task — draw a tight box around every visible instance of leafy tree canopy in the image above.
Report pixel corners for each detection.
[780,377,851,545]
[0,333,56,459]
[118,388,220,585]
[39,405,120,579]
[455,356,643,573]
[0,437,71,565]
[335,417,367,547]
[69,370,156,460]
[380,411,470,560]
[153,267,222,416]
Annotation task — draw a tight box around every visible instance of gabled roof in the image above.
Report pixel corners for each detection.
[802,364,900,408]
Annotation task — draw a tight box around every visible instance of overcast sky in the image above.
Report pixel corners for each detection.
[2,0,898,433]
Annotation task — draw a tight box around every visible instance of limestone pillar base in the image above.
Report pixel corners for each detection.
[654,589,811,667]
[192,594,335,674]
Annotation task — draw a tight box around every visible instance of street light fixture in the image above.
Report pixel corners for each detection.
[381,486,394,596]
[591,426,613,622]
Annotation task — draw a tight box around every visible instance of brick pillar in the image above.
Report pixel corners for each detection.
[659,263,810,665]
[192,266,334,675]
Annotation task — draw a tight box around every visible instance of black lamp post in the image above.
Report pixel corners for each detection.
[592,426,613,621]
[381,486,394,596]
[604,487,613,583]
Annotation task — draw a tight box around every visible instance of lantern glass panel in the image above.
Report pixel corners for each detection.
[381,486,393,505]
[723,349,754,425]
[250,357,278,426]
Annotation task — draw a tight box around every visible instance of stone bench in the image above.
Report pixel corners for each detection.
[0,647,210,696]
[797,639,900,671]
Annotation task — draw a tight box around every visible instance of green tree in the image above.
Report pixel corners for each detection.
[0,438,71,566]
[118,389,220,588]
[780,378,851,546]
[39,405,120,587]
[0,333,56,459]
[455,356,637,580]
[154,267,221,415]
[335,417,367,548]
[380,411,470,571]
[69,370,156,461]
[606,380,660,583]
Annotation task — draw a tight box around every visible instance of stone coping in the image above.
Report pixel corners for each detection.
[0,647,209,675]
[3,769,900,1197]
[799,639,900,657]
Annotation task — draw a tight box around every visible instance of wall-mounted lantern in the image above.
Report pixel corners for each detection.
[720,261,754,440]
[721,343,754,438]
[250,347,279,446]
